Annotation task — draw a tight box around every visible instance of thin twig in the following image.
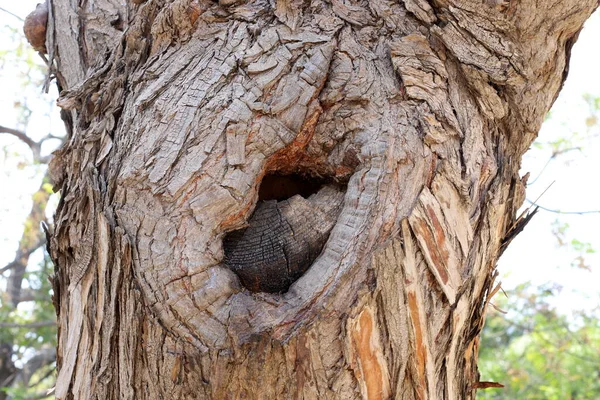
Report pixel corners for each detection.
[527,156,552,186]
[26,387,55,400]
[528,147,582,186]
[24,390,55,400]
[0,6,24,22]
[531,181,555,205]
[27,364,56,389]
[525,199,600,215]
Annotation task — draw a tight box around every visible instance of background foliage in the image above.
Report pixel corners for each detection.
[0,4,62,398]
[478,283,600,399]
[477,70,600,399]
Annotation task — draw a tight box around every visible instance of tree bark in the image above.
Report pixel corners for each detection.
[42,0,596,398]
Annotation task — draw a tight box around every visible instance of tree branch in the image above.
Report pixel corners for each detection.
[27,364,55,389]
[14,288,51,303]
[0,240,46,275]
[21,347,56,389]
[0,125,35,147]
[528,147,583,186]
[0,125,42,162]
[3,348,56,399]
[23,390,54,400]
[39,133,64,143]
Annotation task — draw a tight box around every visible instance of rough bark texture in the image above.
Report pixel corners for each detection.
[43,0,597,399]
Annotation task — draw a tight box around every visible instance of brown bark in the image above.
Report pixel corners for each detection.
[42,0,596,399]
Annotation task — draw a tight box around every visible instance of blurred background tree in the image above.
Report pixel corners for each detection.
[0,3,63,399]
[478,283,600,400]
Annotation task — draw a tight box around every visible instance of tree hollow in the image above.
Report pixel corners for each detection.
[224,172,345,293]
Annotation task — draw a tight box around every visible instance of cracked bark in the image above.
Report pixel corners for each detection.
[41,0,597,399]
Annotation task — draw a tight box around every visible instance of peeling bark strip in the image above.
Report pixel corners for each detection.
[348,305,391,400]
[43,0,597,398]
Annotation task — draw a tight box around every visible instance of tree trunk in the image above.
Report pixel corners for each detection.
[42,0,596,398]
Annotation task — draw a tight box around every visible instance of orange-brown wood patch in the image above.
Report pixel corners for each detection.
[407,292,427,400]
[348,306,391,400]
[413,213,449,284]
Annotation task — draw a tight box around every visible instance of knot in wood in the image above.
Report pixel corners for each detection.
[23,1,48,54]
[224,185,344,293]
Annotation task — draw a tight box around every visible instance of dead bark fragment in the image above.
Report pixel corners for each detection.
[23,0,48,53]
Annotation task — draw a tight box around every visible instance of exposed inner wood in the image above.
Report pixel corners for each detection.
[224,184,345,293]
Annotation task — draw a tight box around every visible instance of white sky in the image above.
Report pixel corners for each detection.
[1,3,599,315]
[498,11,600,314]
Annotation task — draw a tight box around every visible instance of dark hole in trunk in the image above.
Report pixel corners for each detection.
[258,173,328,201]
[224,172,345,293]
